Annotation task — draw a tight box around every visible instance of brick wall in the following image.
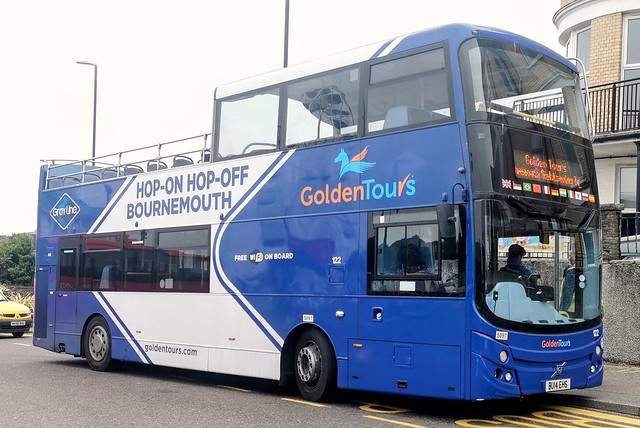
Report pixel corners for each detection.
[601,204,623,261]
[589,13,623,86]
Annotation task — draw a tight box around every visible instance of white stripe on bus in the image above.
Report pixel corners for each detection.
[377,34,409,57]
[93,291,150,364]
[214,151,296,348]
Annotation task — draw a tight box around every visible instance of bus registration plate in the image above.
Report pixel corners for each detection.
[545,378,571,392]
[10,321,26,326]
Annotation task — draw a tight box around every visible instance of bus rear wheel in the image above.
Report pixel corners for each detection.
[294,329,335,402]
[83,316,112,371]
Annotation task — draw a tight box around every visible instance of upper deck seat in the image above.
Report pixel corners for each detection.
[200,151,211,163]
[83,172,101,183]
[48,177,64,189]
[124,165,144,176]
[102,168,119,179]
[172,155,193,167]
[147,160,168,171]
[63,176,81,186]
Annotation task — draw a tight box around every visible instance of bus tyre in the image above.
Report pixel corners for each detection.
[83,316,112,371]
[294,329,336,402]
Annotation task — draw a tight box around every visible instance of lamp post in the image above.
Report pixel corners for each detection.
[76,61,98,160]
[283,0,289,67]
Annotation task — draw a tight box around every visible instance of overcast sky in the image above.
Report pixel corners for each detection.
[0,0,564,236]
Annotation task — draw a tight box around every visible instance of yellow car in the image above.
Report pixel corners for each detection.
[0,290,32,338]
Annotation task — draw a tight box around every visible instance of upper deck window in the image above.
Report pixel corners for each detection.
[367,48,453,132]
[285,68,360,146]
[218,87,280,158]
[460,38,590,140]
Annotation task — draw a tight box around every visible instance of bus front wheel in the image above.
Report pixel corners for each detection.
[83,316,112,371]
[294,329,335,402]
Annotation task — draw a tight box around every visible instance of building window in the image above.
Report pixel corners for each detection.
[623,16,640,129]
[619,166,637,211]
[575,27,591,74]
[625,16,640,65]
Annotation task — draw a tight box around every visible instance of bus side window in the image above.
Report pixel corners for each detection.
[58,243,79,291]
[285,68,360,146]
[217,87,280,158]
[367,47,452,133]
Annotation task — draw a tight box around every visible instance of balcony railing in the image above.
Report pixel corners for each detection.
[590,77,640,134]
[621,213,640,259]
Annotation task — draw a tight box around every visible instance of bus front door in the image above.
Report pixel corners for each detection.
[54,238,80,351]
[33,264,57,351]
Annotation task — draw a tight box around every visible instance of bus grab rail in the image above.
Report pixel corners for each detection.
[42,133,211,189]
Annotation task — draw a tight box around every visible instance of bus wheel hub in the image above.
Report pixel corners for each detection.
[297,342,321,383]
[90,328,106,358]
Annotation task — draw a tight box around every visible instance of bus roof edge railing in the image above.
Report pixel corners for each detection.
[42,133,211,190]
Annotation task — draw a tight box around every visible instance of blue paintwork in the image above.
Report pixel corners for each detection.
[469,326,603,399]
[49,290,149,364]
[32,23,599,401]
[37,173,126,236]
[389,24,569,68]
[233,125,465,221]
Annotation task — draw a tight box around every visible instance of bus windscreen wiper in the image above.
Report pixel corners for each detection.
[506,195,540,213]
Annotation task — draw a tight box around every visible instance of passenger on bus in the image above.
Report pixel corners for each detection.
[499,244,532,279]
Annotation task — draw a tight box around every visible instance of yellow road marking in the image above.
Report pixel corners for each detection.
[456,406,640,427]
[364,415,426,427]
[493,414,573,427]
[455,419,502,427]
[547,406,640,426]
[280,397,327,408]
[358,402,410,414]
[216,385,251,393]
[14,343,31,347]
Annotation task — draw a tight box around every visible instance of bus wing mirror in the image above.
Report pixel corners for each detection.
[437,203,456,239]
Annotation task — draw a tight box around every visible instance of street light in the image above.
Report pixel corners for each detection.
[76,61,98,160]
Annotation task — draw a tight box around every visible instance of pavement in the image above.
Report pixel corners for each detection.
[552,362,640,417]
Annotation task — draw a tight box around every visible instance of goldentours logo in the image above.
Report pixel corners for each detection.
[541,339,572,349]
[299,146,416,207]
[50,193,80,230]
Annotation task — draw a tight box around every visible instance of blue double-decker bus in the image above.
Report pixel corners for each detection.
[34,23,603,402]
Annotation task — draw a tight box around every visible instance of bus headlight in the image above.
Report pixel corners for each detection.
[595,345,602,356]
[499,350,508,363]
[504,372,513,382]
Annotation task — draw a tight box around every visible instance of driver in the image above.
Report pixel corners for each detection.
[500,243,532,279]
